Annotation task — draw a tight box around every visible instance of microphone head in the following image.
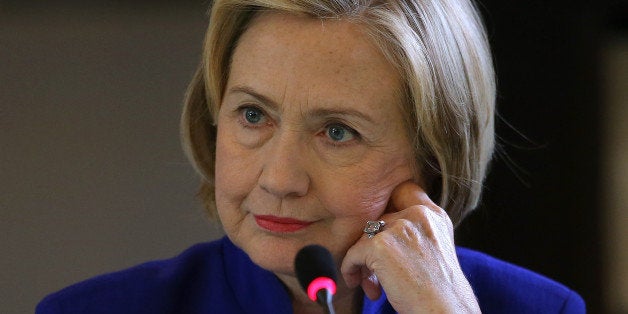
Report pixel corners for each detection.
[294,244,338,301]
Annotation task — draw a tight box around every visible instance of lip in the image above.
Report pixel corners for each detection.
[254,215,313,233]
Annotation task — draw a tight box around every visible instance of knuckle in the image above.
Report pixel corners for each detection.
[386,218,416,236]
[405,205,430,221]
[432,206,449,219]
[371,231,396,251]
[435,208,454,231]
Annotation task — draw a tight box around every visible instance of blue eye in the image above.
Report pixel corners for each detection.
[243,107,264,124]
[326,124,355,142]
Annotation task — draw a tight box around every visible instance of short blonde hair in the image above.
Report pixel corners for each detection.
[181,0,495,227]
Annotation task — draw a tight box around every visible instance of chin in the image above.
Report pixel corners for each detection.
[238,232,305,275]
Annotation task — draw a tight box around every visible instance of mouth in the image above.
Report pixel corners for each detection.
[254,215,313,233]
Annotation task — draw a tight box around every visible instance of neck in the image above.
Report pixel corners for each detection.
[276,273,363,314]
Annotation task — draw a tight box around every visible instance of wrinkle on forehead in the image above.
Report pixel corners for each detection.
[232,11,401,99]
[224,10,410,150]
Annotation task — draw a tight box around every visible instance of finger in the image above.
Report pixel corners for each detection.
[360,268,382,300]
[340,241,367,289]
[389,181,437,212]
[341,240,383,300]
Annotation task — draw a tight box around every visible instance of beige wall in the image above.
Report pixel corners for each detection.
[602,37,628,314]
[1,3,223,313]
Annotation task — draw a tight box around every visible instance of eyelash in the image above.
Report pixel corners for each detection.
[237,105,268,128]
[320,122,361,147]
[234,105,361,147]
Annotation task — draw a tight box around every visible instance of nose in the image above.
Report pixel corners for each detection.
[258,130,310,199]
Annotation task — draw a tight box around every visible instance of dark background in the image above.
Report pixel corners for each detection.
[456,1,627,313]
[2,1,625,313]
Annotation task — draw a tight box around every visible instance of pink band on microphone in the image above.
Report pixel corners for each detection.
[307,277,337,301]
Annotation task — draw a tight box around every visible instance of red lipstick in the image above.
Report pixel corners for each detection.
[254,215,313,233]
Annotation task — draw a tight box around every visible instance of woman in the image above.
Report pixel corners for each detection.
[38,0,585,313]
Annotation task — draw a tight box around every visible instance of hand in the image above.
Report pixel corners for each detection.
[340,181,480,313]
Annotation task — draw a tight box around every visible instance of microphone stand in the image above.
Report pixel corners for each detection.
[316,289,336,314]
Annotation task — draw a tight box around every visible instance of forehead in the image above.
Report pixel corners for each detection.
[237,12,383,71]
[227,11,403,114]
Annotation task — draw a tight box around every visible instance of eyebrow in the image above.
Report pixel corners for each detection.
[227,85,376,124]
[228,85,280,112]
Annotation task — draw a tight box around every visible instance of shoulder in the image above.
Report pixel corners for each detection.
[36,239,228,314]
[456,247,585,314]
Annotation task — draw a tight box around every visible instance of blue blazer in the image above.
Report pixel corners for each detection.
[37,236,585,313]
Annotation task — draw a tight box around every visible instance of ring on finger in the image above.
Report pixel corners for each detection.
[364,220,386,238]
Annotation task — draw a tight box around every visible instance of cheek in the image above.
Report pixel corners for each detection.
[214,129,233,196]
[214,126,257,206]
[322,153,414,219]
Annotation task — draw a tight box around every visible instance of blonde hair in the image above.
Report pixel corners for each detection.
[181,0,495,226]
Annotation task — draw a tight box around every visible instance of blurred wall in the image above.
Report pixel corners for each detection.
[1,3,223,313]
[1,1,624,313]
[453,1,607,312]
[602,36,628,313]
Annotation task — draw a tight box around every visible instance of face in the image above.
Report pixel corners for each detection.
[215,12,415,276]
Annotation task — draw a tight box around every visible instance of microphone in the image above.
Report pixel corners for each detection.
[294,245,337,314]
